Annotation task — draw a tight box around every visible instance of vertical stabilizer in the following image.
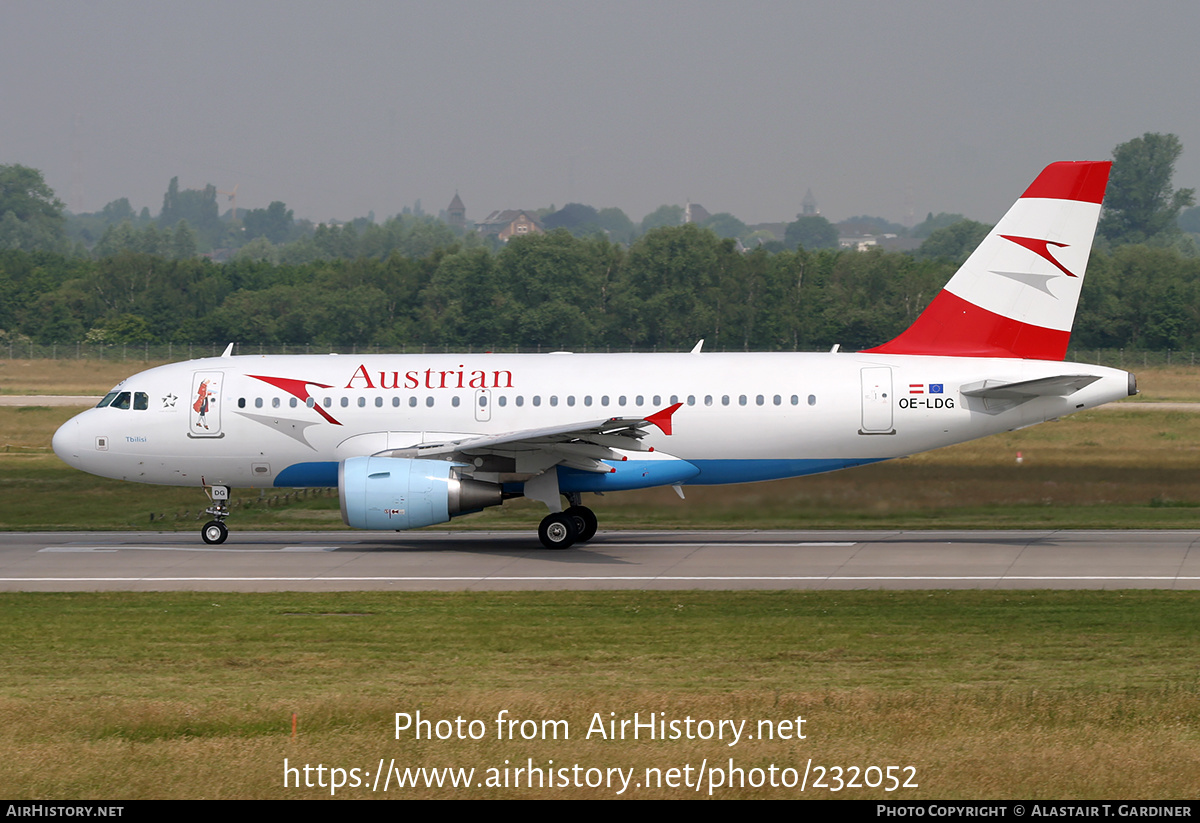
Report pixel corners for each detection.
[864,161,1111,360]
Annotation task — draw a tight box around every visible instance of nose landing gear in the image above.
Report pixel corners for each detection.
[201,485,230,544]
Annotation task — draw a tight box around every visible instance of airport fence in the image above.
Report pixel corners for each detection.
[1,342,1198,368]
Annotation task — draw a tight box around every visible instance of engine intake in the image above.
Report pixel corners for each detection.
[339,456,502,530]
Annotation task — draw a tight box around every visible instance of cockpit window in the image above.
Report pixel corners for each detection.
[111,392,132,410]
[96,392,119,408]
[134,392,149,410]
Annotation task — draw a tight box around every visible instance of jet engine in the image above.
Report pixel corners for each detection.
[339,456,503,530]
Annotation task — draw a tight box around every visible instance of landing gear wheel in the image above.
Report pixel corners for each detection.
[202,520,228,545]
[538,512,579,550]
[565,505,598,543]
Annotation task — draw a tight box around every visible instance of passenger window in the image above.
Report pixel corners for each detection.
[739,395,747,406]
[687,395,695,406]
[425,397,434,407]
[704,395,713,406]
[375,397,383,408]
[584,396,592,406]
[340,397,349,408]
[533,396,541,407]
[636,395,644,406]
[134,392,149,410]
[567,396,575,406]
[550,396,558,407]
[273,397,281,409]
[756,395,764,406]
[291,398,298,408]
[498,396,507,407]
[773,395,782,406]
[236,397,245,409]
[452,396,461,407]
[255,397,263,408]
[358,397,366,407]
[791,395,799,405]
[409,397,417,407]
[601,396,609,406]
[323,398,332,408]
[618,396,626,406]
[392,397,400,407]
[808,394,817,406]
[306,398,315,408]
[516,396,524,407]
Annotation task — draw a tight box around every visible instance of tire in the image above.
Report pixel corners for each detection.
[538,512,578,550]
[202,520,229,545]
[565,505,598,543]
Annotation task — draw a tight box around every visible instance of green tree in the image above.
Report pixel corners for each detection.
[595,207,636,244]
[1180,205,1200,234]
[911,212,967,239]
[159,177,225,250]
[542,203,600,236]
[701,212,747,239]
[0,164,69,252]
[101,198,136,224]
[914,220,992,263]
[640,205,683,233]
[242,201,294,244]
[784,215,838,251]
[1099,133,1196,246]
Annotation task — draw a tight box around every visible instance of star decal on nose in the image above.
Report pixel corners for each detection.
[162,393,177,408]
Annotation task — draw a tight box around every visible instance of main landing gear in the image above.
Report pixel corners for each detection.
[201,485,230,545]
[537,494,599,550]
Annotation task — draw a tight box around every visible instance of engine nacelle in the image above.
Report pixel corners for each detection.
[339,456,503,530]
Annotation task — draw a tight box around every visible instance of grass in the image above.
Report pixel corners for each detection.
[0,358,175,396]
[0,590,1197,799]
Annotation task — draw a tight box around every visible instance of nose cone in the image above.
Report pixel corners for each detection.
[52,417,80,466]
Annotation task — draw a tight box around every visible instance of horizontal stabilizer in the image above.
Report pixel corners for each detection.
[960,374,1101,400]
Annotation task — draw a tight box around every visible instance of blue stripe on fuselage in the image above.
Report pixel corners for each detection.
[275,457,885,491]
[275,461,340,487]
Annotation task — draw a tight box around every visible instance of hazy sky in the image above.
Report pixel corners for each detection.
[4,1,1199,227]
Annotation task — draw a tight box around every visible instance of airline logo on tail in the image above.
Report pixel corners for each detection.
[999,235,1078,279]
[865,160,1111,361]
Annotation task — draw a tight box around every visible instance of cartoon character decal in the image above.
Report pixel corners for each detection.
[189,371,223,436]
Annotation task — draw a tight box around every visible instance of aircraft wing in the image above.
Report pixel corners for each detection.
[382,403,683,474]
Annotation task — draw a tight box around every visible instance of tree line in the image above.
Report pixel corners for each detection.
[2,132,1200,353]
[4,223,1200,352]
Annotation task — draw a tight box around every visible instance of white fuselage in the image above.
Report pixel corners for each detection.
[52,351,1133,493]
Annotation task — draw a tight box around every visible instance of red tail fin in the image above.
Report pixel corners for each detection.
[864,161,1110,360]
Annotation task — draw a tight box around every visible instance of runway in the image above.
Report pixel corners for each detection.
[2,529,1199,591]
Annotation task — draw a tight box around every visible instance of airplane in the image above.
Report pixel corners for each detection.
[52,160,1135,549]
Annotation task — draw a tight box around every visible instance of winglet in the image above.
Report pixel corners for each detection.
[645,402,683,435]
[221,343,235,358]
[690,339,704,354]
